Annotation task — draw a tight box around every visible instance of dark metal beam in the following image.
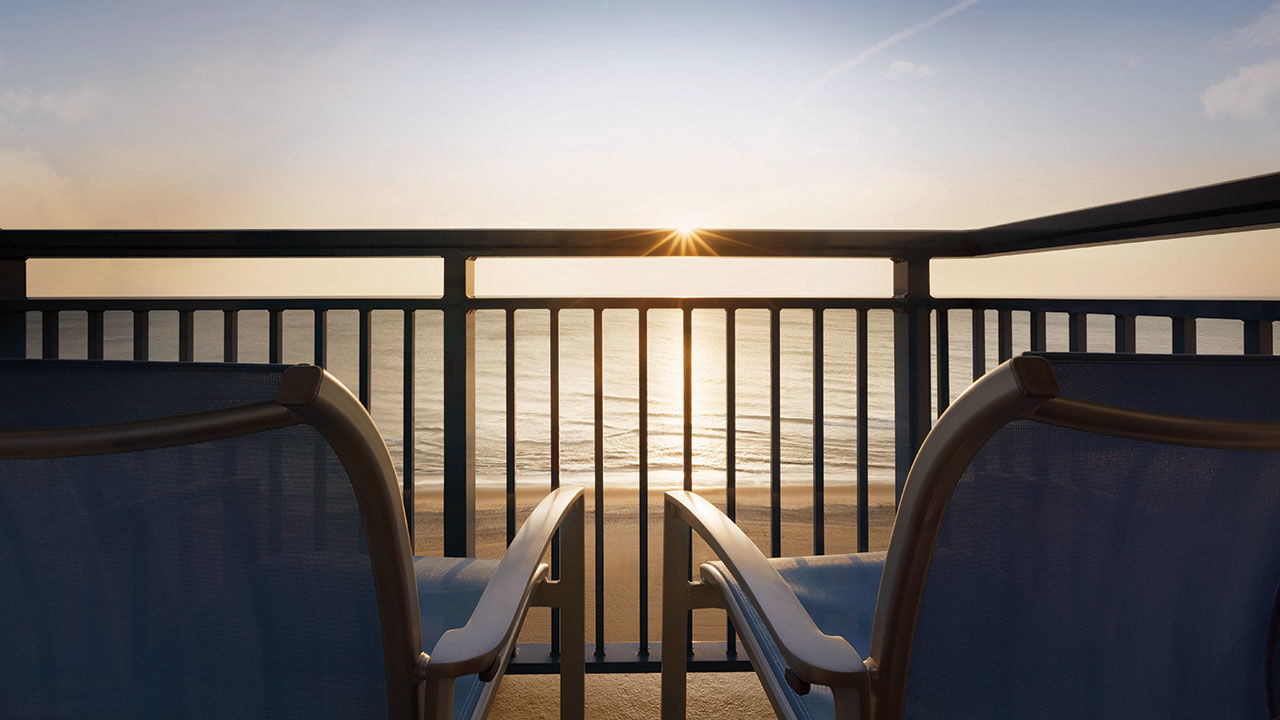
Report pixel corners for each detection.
[0,228,965,259]
[969,171,1280,257]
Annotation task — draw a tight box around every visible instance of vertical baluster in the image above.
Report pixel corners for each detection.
[856,308,869,553]
[268,309,283,364]
[550,308,561,657]
[313,309,327,366]
[638,308,649,656]
[358,309,372,409]
[971,309,985,381]
[593,308,605,658]
[997,309,1013,362]
[179,310,194,362]
[403,309,416,546]
[769,308,781,558]
[0,260,24,359]
[683,307,695,655]
[812,308,824,556]
[1245,319,1274,355]
[133,310,148,361]
[506,308,517,546]
[1115,315,1136,353]
[88,310,104,360]
[1030,311,1047,352]
[725,308,737,652]
[936,310,950,416]
[42,311,58,359]
[1068,312,1088,352]
[1172,317,1197,354]
[441,254,476,558]
[224,310,239,362]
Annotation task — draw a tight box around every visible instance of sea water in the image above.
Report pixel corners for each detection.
[27,309,1246,491]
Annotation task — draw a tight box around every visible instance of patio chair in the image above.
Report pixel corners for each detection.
[0,359,584,720]
[662,352,1280,719]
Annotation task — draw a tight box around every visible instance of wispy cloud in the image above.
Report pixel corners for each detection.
[792,0,977,108]
[0,84,105,128]
[1210,1,1280,51]
[1203,3,1280,120]
[884,60,940,80]
[1201,56,1280,119]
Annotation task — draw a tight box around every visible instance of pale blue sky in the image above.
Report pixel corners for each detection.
[4,1,1279,296]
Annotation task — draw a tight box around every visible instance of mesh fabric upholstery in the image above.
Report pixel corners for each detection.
[903,354,1280,719]
[710,552,885,720]
[0,360,388,719]
[414,555,502,720]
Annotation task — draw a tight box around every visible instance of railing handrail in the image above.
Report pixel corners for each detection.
[3,171,1278,261]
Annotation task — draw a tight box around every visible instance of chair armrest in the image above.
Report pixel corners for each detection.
[665,490,869,690]
[424,486,585,680]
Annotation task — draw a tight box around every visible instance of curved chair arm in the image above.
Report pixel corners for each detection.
[424,486,585,680]
[664,490,869,690]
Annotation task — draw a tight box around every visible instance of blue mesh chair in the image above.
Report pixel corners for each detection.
[0,359,584,720]
[662,353,1280,719]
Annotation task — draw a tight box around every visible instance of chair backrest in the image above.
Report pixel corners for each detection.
[0,360,420,720]
[872,353,1280,720]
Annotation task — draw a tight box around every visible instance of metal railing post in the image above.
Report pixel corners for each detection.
[442,253,476,557]
[892,257,931,506]
[1,260,26,358]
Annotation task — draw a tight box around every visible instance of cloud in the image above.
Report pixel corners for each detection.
[884,60,940,80]
[792,0,977,108]
[0,147,93,227]
[1211,2,1280,51]
[0,84,104,127]
[1201,56,1280,119]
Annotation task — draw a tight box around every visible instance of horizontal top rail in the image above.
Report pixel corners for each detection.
[2,171,1278,261]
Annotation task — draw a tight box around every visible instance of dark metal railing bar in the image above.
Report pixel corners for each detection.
[637,308,649,656]
[87,310,104,360]
[468,297,898,312]
[41,311,57,359]
[1245,319,1274,355]
[856,308,869,553]
[593,307,605,658]
[1068,312,1088,352]
[936,310,950,416]
[132,310,148,361]
[725,308,737,653]
[1116,315,1137,353]
[549,308,561,657]
[223,310,238,362]
[770,308,781,558]
[268,309,283,364]
[506,308,517,546]
[358,309,372,409]
[931,297,1280,322]
[812,308,824,556]
[313,309,326,367]
[997,309,1013,362]
[1030,311,1047,352]
[682,306,694,656]
[3,298,447,313]
[402,309,416,546]
[1172,317,1197,354]
[971,309,985,381]
[178,310,194,362]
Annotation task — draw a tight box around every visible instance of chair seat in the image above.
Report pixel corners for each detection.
[708,552,885,720]
[413,555,502,720]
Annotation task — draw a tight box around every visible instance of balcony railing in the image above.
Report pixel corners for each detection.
[2,170,1278,674]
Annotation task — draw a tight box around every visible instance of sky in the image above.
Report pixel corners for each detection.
[4,0,1280,298]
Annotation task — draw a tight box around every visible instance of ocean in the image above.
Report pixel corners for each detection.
[27,309,1246,491]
